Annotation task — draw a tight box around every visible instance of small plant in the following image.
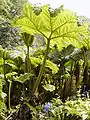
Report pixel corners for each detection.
[43,102,52,113]
[36,92,90,120]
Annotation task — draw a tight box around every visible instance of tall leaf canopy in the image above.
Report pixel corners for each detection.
[12,3,88,50]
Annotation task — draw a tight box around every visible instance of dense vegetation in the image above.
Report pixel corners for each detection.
[0,1,90,120]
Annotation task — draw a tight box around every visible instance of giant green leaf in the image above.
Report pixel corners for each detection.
[12,3,88,50]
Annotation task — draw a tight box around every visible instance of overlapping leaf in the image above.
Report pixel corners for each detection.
[46,60,59,74]
[14,73,34,83]
[43,84,55,92]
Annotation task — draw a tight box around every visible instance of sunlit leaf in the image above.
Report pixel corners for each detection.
[46,60,59,74]
[14,73,34,83]
[12,3,88,50]
[30,57,42,67]
[43,84,55,92]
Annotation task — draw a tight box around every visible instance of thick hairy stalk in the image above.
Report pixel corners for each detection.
[33,38,50,94]
[3,59,6,81]
[27,46,31,73]
[27,46,32,90]
[8,80,12,111]
[25,46,32,73]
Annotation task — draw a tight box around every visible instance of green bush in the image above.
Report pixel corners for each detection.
[36,95,90,120]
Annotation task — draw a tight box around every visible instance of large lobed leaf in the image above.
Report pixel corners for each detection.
[12,3,88,50]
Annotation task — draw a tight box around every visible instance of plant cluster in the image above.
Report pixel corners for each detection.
[37,93,90,120]
[0,2,90,120]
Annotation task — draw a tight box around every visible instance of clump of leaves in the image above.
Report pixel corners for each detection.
[12,3,88,94]
[36,95,90,120]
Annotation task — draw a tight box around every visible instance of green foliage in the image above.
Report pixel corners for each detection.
[14,73,34,83]
[0,100,6,119]
[0,0,27,48]
[12,3,88,49]
[37,95,90,120]
[0,2,90,120]
[10,0,28,16]
[0,79,2,100]
[46,60,59,74]
[0,79,6,119]
[30,57,42,67]
[63,97,90,120]
[30,57,59,74]
[12,3,89,94]
[43,84,55,92]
